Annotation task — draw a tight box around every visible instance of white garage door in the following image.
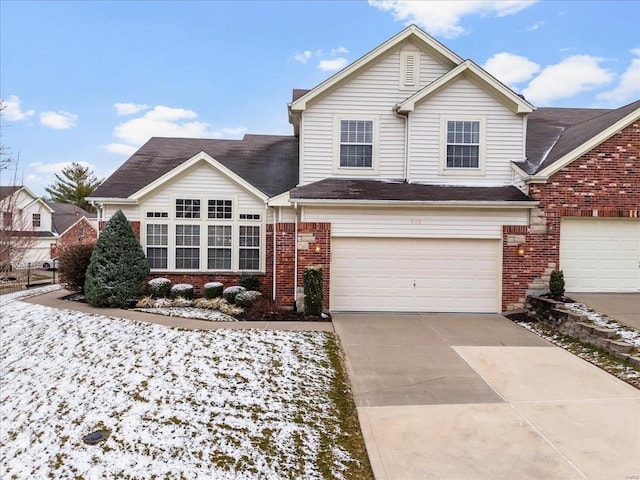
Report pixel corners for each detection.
[331,238,501,313]
[560,218,640,292]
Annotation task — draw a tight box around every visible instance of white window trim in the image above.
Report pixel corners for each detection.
[333,114,380,175]
[439,115,487,176]
[145,222,169,271]
[143,196,266,273]
[399,50,421,90]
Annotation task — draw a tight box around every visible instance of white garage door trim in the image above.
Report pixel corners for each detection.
[560,218,640,293]
[331,237,501,313]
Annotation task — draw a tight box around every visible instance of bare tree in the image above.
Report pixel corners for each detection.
[0,168,39,271]
[0,100,15,172]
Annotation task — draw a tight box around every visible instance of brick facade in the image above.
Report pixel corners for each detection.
[502,121,640,310]
[50,217,98,257]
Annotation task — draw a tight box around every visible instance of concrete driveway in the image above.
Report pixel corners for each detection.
[333,313,640,480]
[568,292,640,330]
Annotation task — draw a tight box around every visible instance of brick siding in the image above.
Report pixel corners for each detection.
[50,218,98,257]
[502,121,640,310]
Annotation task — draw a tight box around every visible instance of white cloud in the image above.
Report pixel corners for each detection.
[597,48,640,104]
[318,58,348,72]
[483,52,541,86]
[29,160,95,174]
[107,105,246,155]
[294,50,312,63]
[104,143,139,156]
[39,111,78,129]
[2,95,35,121]
[523,55,614,104]
[527,20,544,31]
[114,103,149,116]
[368,0,537,38]
[330,46,349,56]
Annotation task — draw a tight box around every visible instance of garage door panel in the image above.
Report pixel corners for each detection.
[331,238,500,313]
[560,218,640,293]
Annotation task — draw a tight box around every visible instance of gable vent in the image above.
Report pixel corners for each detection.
[400,51,420,89]
[404,55,415,85]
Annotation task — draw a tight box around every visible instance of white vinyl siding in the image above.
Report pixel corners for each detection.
[409,77,525,184]
[302,206,528,239]
[300,44,450,185]
[136,162,266,272]
[332,237,501,312]
[560,218,640,292]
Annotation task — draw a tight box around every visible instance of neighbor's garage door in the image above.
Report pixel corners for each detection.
[560,218,640,292]
[331,238,501,313]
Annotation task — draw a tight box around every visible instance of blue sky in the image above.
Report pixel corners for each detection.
[1,0,639,196]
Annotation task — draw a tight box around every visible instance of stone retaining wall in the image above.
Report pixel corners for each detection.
[526,296,640,368]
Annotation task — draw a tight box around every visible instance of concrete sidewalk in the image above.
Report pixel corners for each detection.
[568,292,640,330]
[334,313,640,480]
[22,288,334,332]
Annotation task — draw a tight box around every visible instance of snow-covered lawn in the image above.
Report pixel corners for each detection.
[134,306,237,322]
[1,288,368,479]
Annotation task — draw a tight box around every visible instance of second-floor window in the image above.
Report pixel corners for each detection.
[446,120,480,168]
[340,120,373,168]
[32,213,41,228]
[176,199,200,218]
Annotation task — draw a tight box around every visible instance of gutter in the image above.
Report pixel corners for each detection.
[392,104,410,182]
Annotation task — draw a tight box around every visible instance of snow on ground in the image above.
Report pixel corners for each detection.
[134,307,237,322]
[563,302,640,348]
[1,287,355,479]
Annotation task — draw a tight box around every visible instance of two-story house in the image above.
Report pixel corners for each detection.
[88,25,640,313]
[1,185,97,266]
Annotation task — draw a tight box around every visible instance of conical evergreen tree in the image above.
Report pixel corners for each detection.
[45,163,102,212]
[84,210,149,307]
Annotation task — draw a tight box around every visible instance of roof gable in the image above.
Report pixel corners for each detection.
[394,60,534,115]
[521,99,640,177]
[289,25,462,114]
[132,151,269,202]
[90,135,299,200]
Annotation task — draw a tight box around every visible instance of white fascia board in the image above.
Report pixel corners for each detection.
[25,196,55,213]
[86,197,138,205]
[290,198,539,209]
[510,162,529,178]
[268,191,291,207]
[130,151,269,203]
[395,60,534,114]
[290,25,462,113]
[58,216,98,237]
[534,107,640,179]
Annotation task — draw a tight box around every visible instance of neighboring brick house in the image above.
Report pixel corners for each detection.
[88,25,639,313]
[48,202,98,258]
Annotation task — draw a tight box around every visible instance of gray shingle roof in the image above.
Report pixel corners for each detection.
[290,179,535,203]
[46,202,94,234]
[521,99,640,174]
[0,186,22,201]
[90,135,299,199]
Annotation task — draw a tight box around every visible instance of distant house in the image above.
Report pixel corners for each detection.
[0,185,96,266]
[88,25,639,313]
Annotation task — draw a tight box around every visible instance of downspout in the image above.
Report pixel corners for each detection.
[272,207,277,301]
[392,105,410,182]
[293,202,298,311]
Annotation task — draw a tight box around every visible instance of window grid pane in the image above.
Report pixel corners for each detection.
[175,224,200,269]
[239,225,260,270]
[208,200,233,219]
[340,120,373,168]
[207,225,232,270]
[176,199,200,218]
[146,224,168,269]
[446,121,480,168]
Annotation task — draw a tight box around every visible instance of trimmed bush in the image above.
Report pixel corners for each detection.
[171,283,194,300]
[223,285,246,304]
[148,277,171,298]
[549,270,565,298]
[238,274,260,292]
[235,290,262,308]
[58,242,95,292]
[304,266,323,316]
[84,210,149,308]
[204,281,224,299]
